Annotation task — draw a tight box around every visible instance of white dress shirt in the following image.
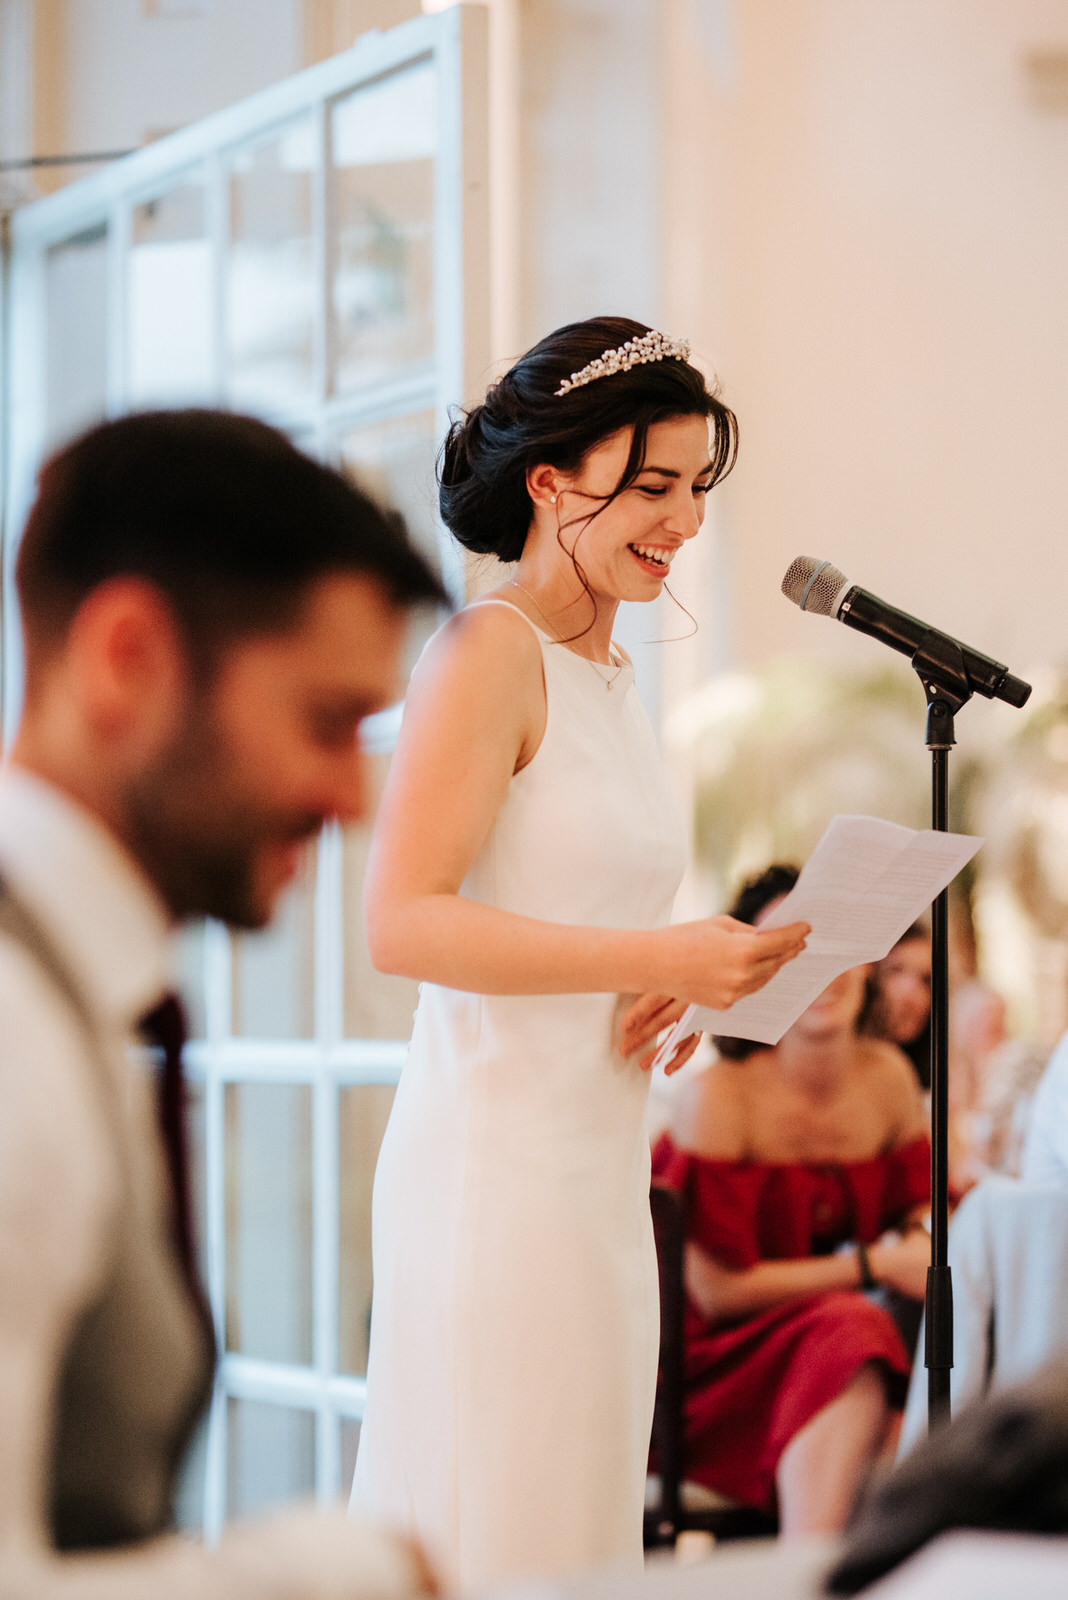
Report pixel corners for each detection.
[897,1172,1068,1458]
[1021,1030,1068,1187]
[0,765,422,1600]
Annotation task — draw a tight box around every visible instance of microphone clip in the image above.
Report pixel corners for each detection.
[911,628,972,750]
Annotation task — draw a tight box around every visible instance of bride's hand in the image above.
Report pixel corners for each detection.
[618,992,701,1073]
[654,915,809,1010]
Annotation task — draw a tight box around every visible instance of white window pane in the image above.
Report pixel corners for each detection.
[231,845,317,1040]
[187,1075,209,1292]
[339,410,442,675]
[339,1416,362,1490]
[227,1400,315,1518]
[338,1083,396,1376]
[129,179,214,405]
[342,754,419,1043]
[225,1083,313,1364]
[227,117,317,407]
[45,226,109,448]
[330,61,436,391]
[339,408,440,566]
[174,1415,208,1534]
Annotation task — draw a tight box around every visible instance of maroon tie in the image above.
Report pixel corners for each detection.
[139,992,198,1291]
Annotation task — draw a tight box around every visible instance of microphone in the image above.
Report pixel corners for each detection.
[781,556,1031,709]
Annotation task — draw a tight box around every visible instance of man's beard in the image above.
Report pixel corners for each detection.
[122,710,323,929]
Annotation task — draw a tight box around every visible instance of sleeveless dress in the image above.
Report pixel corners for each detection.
[350,603,688,1593]
[651,1131,930,1515]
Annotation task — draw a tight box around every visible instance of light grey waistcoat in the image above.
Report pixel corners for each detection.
[0,877,215,1550]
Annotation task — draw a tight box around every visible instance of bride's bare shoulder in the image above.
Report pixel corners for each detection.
[413,597,542,684]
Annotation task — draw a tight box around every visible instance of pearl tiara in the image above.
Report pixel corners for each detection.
[554,330,692,397]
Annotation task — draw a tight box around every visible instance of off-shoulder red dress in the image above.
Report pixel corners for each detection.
[650,1132,930,1515]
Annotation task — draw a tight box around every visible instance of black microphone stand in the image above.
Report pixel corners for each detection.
[911,629,975,1430]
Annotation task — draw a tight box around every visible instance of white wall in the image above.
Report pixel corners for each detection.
[511,0,1068,724]
[0,2,34,162]
[514,0,670,712]
[30,0,304,178]
[662,0,1068,688]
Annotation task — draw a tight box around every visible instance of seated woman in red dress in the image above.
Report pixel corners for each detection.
[652,864,931,1536]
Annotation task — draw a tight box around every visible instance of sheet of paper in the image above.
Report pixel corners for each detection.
[650,814,982,1069]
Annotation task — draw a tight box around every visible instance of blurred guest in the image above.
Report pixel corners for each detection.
[897,1172,1068,1458]
[830,1355,1068,1596]
[653,865,931,1536]
[952,980,1048,1182]
[1021,1030,1068,1187]
[0,411,444,1598]
[866,923,931,1090]
[867,920,1045,1190]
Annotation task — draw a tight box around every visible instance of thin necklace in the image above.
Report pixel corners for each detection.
[508,579,624,689]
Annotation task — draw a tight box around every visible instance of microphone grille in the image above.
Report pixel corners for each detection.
[781,556,851,617]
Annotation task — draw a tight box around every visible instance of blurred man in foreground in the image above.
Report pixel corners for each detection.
[0,411,445,1599]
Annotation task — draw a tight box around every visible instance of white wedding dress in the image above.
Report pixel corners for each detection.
[350,603,687,1594]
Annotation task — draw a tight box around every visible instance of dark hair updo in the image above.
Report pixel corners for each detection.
[439,316,738,563]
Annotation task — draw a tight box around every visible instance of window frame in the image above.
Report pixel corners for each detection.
[1,3,490,1538]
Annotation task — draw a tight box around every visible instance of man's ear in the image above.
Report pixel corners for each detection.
[66,577,189,747]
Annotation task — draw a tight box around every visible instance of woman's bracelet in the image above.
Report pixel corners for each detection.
[855,1239,877,1292]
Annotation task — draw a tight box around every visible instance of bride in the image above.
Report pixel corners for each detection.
[349,317,808,1592]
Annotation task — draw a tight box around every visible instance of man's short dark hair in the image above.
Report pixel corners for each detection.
[17,409,448,671]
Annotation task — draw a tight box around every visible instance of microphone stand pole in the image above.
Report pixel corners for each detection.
[913,632,974,1432]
